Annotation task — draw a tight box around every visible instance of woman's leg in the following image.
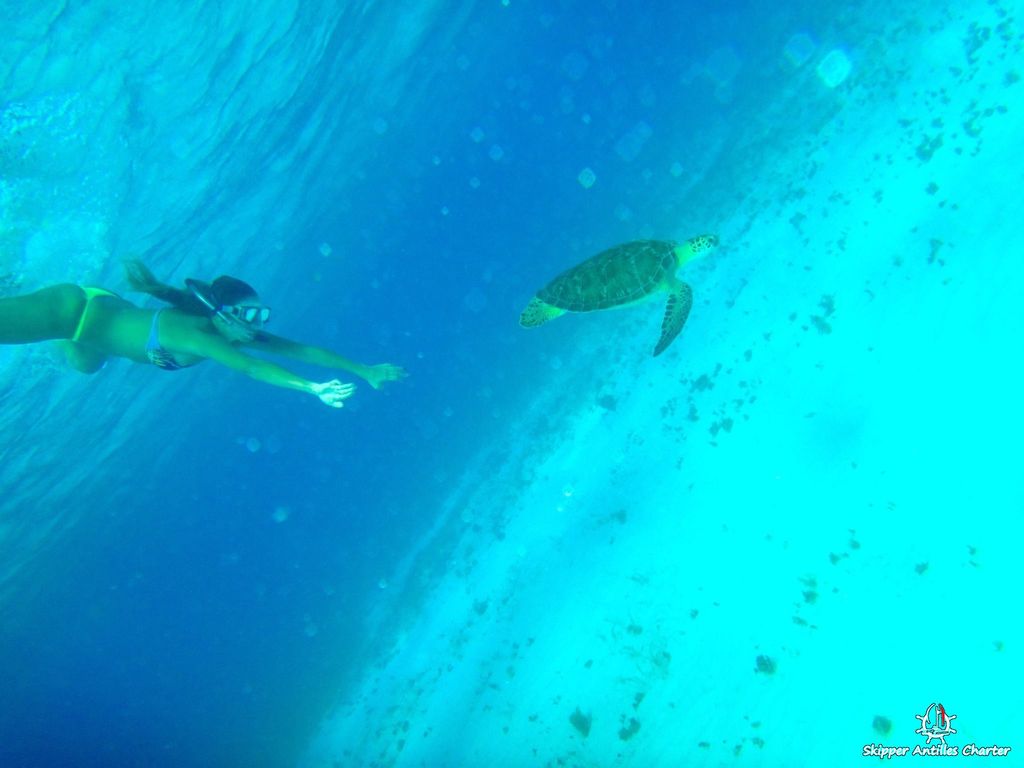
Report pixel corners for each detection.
[0,284,85,344]
[61,340,108,373]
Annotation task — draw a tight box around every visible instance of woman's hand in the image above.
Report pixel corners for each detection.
[360,363,408,390]
[310,378,356,408]
[123,258,161,292]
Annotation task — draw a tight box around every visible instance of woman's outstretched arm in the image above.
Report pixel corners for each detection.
[247,331,408,390]
[169,324,355,408]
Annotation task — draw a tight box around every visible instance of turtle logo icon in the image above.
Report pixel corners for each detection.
[915,702,957,745]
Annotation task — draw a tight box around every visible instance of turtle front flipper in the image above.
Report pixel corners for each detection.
[520,297,566,328]
[653,282,693,356]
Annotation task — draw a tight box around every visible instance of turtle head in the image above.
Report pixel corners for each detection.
[675,233,719,266]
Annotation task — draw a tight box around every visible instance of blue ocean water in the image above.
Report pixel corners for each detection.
[2,1,1021,767]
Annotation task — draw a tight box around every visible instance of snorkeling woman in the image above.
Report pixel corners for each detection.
[0,260,407,408]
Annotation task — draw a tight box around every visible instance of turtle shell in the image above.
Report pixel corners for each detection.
[537,240,677,311]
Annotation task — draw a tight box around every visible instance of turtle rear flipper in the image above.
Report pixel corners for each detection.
[653,282,693,356]
[520,297,566,328]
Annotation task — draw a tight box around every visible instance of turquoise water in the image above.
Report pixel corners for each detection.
[1,1,1021,766]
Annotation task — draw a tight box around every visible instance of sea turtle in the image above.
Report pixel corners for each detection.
[519,234,718,356]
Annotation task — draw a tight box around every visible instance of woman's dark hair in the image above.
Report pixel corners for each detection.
[208,276,258,307]
[126,260,261,317]
[148,276,259,316]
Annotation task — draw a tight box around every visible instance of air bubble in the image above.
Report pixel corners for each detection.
[783,33,816,67]
[817,49,851,88]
